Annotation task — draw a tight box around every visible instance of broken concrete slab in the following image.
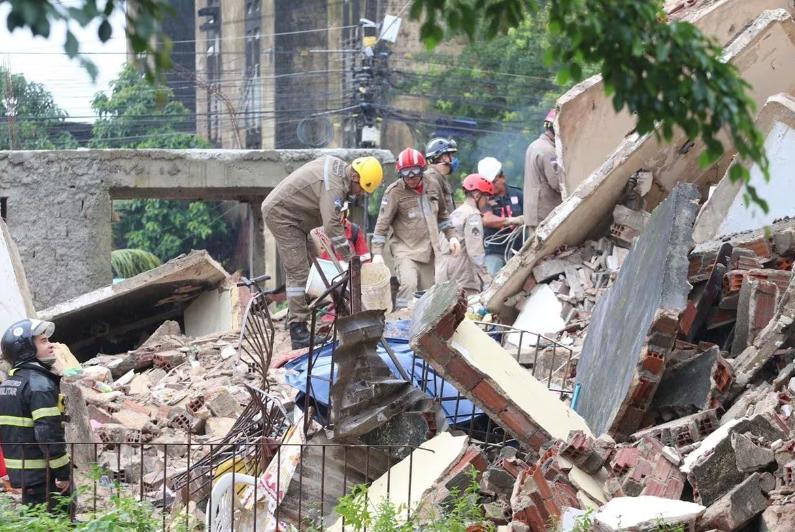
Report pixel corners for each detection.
[485,9,795,317]
[732,278,780,357]
[411,282,592,449]
[574,184,700,439]
[732,431,775,473]
[631,409,720,450]
[0,218,35,337]
[731,272,795,393]
[505,284,566,349]
[700,473,768,530]
[650,346,734,420]
[327,432,470,530]
[183,277,246,337]
[694,94,795,243]
[761,501,795,531]
[593,496,705,531]
[39,251,229,359]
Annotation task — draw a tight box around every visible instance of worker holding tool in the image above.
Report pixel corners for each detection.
[262,155,384,349]
[478,156,525,275]
[317,202,371,262]
[424,137,460,213]
[524,108,564,231]
[371,148,460,309]
[437,173,495,295]
[0,319,73,514]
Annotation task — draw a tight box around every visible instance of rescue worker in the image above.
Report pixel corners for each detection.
[424,137,460,213]
[371,148,460,309]
[478,157,525,275]
[262,155,383,349]
[437,174,494,295]
[0,319,72,513]
[524,108,564,231]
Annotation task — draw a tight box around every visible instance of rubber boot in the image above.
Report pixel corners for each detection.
[289,322,312,350]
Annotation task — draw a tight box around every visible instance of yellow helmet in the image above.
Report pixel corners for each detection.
[351,156,384,194]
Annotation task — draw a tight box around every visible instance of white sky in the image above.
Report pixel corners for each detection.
[0,3,127,122]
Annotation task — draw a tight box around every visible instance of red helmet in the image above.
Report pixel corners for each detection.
[462,173,495,195]
[395,148,426,174]
[545,108,557,124]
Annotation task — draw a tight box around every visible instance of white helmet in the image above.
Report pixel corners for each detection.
[477,157,502,182]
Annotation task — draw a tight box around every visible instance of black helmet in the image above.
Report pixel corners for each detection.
[425,137,458,162]
[1,319,55,365]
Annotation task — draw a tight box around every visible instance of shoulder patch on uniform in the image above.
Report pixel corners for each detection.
[510,196,519,205]
[331,158,347,177]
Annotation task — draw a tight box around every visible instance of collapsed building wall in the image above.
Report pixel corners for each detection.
[485,9,795,317]
[0,148,393,308]
[0,218,35,336]
[556,0,795,197]
[693,93,795,243]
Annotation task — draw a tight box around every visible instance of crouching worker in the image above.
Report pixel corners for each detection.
[0,319,73,515]
[437,174,494,295]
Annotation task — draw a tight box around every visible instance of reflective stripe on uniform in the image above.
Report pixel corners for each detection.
[371,235,386,245]
[439,220,453,230]
[31,407,61,420]
[286,286,306,297]
[323,157,331,191]
[4,454,70,470]
[0,415,34,427]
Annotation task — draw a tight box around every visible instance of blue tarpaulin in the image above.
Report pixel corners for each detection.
[283,335,483,426]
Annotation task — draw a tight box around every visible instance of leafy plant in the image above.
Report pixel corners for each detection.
[3,0,174,81]
[0,67,78,150]
[334,466,493,532]
[410,0,770,212]
[111,248,162,279]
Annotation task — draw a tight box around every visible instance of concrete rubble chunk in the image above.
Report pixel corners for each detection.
[650,346,734,420]
[593,496,705,531]
[732,272,795,394]
[761,501,795,531]
[331,310,443,454]
[411,281,591,449]
[631,409,720,450]
[700,473,768,530]
[732,278,780,357]
[206,388,241,419]
[574,184,700,439]
[732,431,775,473]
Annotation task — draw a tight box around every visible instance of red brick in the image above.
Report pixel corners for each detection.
[441,355,483,391]
[663,477,684,499]
[416,335,455,367]
[471,380,509,414]
[651,456,677,481]
[629,378,657,408]
[641,350,666,375]
[530,468,554,500]
[611,447,640,474]
[642,479,665,497]
[630,459,652,483]
[513,505,546,531]
[498,408,546,447]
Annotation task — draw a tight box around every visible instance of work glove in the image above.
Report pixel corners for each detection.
[372,254,385,264]
[449,237,462,257]
[505,215,524,226]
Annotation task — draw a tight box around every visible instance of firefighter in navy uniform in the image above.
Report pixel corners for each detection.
[0,319,72,513]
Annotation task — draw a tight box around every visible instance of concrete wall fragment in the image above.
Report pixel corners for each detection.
[557,0,795,196]
[486,10,795,316]
[573,184,700,439]
[693,93,795,243]
[410,282,591,449]
[0,218,35,335]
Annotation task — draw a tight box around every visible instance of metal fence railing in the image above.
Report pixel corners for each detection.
[3,439,432,531]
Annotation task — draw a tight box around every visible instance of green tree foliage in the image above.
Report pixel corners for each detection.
[410,0,770,211]
[90,65,207,149]
[393,9,576,188]
[93,65,231,265]
[3,0,173,81]
[0,67,77,150]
